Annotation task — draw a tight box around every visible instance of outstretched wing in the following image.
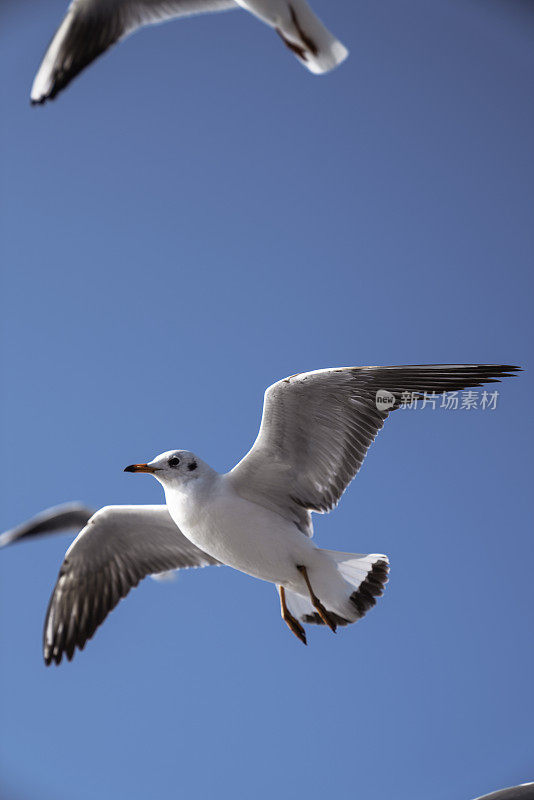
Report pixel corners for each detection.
[0,503,95,548]
[44,504,219,665]
[31,0,237,104]
[228,364,519,535]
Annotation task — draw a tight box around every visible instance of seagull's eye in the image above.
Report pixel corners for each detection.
[168,457,180,468]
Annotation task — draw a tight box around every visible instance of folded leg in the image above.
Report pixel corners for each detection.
[297,564,337,632]
[278,585,307,645]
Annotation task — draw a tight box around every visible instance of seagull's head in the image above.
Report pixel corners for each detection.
[124,450,208,488]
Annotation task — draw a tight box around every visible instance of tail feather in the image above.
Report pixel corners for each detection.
[347,558,389,619]
[285,552,389,627]
[284,590,353,626]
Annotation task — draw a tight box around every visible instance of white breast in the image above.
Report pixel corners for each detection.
[164,473,316,585]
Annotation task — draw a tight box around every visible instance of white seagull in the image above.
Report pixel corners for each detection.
[43,364,518,665]
[30,0,348,105]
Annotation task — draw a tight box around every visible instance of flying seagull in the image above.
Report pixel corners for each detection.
[43,364,519,665]
[0,503,95,549]
[30,0,348,105]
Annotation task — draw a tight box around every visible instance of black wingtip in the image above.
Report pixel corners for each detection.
[496,365,522,374]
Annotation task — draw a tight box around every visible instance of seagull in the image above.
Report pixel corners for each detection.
[30,0,348,105]
[0,503,95,549]
[43,364,519,665]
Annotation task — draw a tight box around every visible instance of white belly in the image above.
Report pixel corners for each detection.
[165,476,317,586]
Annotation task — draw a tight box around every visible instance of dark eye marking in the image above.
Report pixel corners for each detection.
[168,457,180,467]
[188,462,197,472]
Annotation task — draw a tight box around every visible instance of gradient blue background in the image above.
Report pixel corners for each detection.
[1,1,533,798]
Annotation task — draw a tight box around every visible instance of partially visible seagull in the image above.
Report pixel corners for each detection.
[472,784,534,800]
[0,503,95,549]
[30,0,348,105]
[1,502,179,585]
[43,364,519,665]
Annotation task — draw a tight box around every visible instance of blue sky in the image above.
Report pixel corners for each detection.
[0,1,533,798]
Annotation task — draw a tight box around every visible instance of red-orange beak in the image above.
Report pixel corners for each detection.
[124,463,156,474]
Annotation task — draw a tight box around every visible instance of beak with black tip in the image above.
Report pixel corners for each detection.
[124,463,156,474]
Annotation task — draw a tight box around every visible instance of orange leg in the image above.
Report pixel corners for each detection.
[278,585,307,645]
[297,565,337,633]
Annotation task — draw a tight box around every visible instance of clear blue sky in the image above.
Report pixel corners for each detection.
[1,1,533,799]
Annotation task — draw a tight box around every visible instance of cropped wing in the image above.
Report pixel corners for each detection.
[229,365,519,535]
[0,503,95,548]
[43,504,219,664]
[31,0,237,104]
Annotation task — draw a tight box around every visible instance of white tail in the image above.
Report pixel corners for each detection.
[285,551,389,626]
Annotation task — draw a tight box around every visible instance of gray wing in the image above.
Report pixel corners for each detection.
[44,504,219,665]
[0,503,95,548]
[31,0,238,104]
[229,364,519,536]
